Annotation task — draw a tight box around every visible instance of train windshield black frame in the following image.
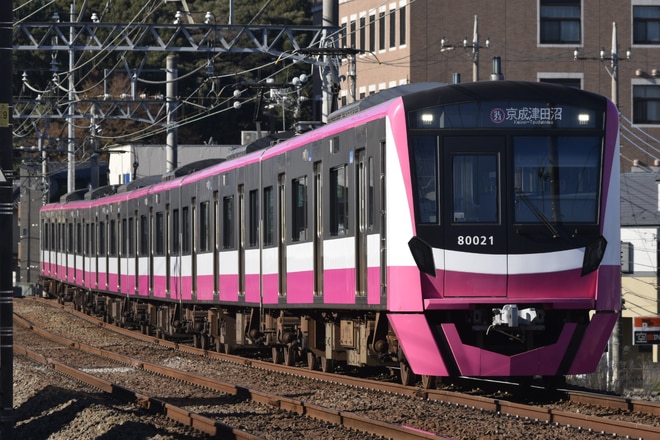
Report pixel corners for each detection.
[513,135,602,224]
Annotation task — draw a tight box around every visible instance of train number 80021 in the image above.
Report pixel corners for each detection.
[457,235,494,246]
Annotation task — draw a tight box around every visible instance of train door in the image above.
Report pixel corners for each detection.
[238,185,245,296]
[313,162,323,296]
[355,149,367,297]
[278,173,287,296]
[213,191,219,299]
[443,136,507,297]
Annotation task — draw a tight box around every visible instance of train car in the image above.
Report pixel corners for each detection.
[40,80,620,382]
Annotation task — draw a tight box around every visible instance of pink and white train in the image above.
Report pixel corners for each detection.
[40,81,621,383]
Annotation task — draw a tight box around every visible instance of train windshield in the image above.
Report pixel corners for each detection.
[513,136,601,224]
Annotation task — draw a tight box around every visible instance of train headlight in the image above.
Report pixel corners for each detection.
[581,235,607,276]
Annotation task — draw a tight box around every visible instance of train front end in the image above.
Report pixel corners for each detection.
[387,81,620,378]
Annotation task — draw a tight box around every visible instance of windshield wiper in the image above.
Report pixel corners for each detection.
[515,189,560,238]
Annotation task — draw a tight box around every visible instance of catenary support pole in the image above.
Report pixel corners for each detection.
[0,0,14,438]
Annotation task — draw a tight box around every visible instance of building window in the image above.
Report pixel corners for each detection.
[350,19,356,48]
[399,5,406,46]
[379,11,386,50]
[634,6,660,45]
[359,16,366,50]
[633,84,660,124]
[539,0,581,44]
[539,77,581,88]
[369,14,376,52]
[389,8,396,48]
[341,22,347,48]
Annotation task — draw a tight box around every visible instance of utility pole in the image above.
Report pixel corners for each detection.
[573,21,629,394]
[440,15,489,82]
[67,2,76,193]
[0,0,13,437]
[166,55,178,173]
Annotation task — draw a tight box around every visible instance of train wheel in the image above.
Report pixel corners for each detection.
[400,361,415,386]
[272,346,283,364]
[283,346,295,366]
[307,352,318,371]
[421,375,436,389]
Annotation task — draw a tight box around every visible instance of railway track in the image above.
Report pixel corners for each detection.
[15,296,660,439]
[14,299,443,439]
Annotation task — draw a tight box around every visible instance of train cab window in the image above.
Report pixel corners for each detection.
[263,186,274,246]
[155,212,164,255]
[412,136,438,223]
[199,202,209,252]
[452,154,499,223]
[223,196,234,249]
[330,166,349,236]
[292,176,308,242]
[513,136,601,224]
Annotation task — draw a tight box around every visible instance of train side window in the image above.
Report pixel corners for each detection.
[292,176,308,242]
[99,221,106,255]
[155,212,164,255]
[128,217,135,257]
[84,223,90,255]
[263,186,274,246]
[68,222,73,253]
[330,166,348,236]
[182,206,190,254]
[110,219,117,256]
[90,222,96,255]
[42,220,48,251]
[50,223,55,250]
[412,136,438,223]
[121,218,128,256]
[76,222,82,254]
[199,202,209,252]
[368,157,374,229]
[248,189,258,247]
[140,215,149,256]
[223,196,234,249]
[172,209,180,254]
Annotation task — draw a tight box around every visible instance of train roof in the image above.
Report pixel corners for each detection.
[327,82,447,123]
